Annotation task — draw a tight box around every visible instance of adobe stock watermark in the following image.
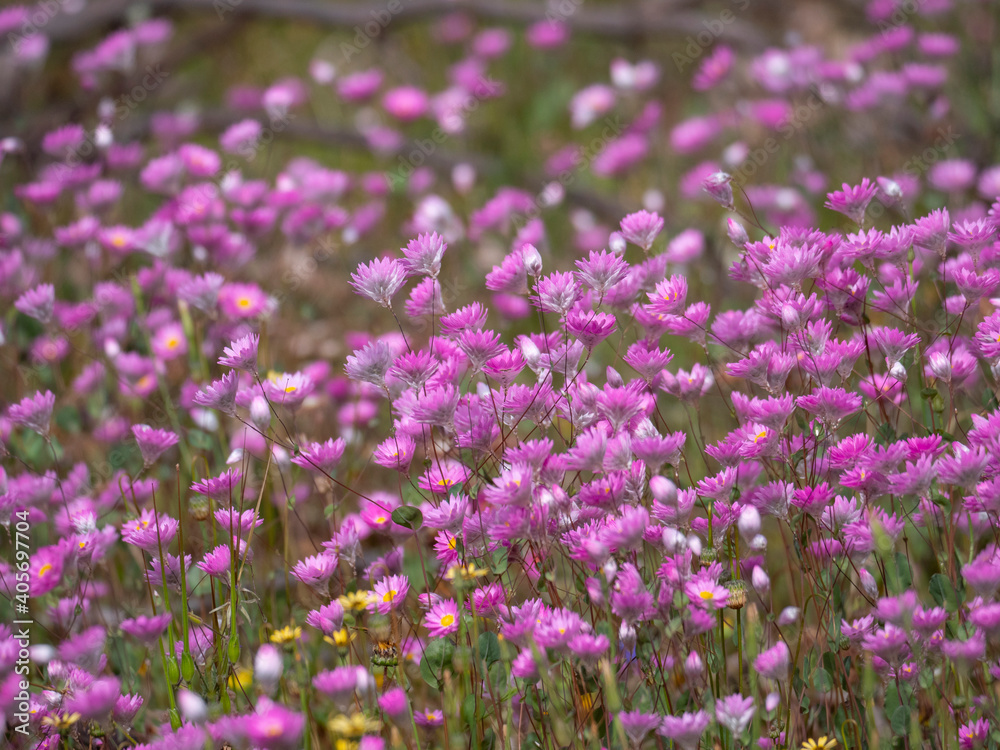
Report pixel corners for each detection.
[340,0,405,61]
[544,0,584,24]
[385,75,503,191]
[866,125,960,222]
[875,0,932,36]
[508,114,625,232]
[5,0,76,55]
[45,64,169,183]
[731,88,828,184]
[672,0,750,72]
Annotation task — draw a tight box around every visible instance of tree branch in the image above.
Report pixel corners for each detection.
[44,0,766,49]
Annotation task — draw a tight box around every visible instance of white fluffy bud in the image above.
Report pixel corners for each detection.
[254,645,283,694]
[178,689,207,724]
[737,506,761,540]
[649,475,677,504]
[521,244,543,277]
[751,565,770,597]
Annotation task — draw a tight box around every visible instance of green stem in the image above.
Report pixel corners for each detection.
[737,608,744,696]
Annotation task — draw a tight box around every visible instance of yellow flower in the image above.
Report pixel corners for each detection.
[328,712,381,737]
[339,591,374,611]
[42,712,81,732]
[444,562,489,581]
[269,625,302,645]
[229,666,253,690]
[802,737,837,750]
[325,628,355,648]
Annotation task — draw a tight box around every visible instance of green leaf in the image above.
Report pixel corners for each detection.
[490,547,509,576]
[391,505,423,531]
[462,693,478,735]
[420,638,455,690]
[54,405,81,432]
[894,552,912,590]
[814,667,833,693]
[891,705,910,736]
[478,631,501,667]
[187,429,214,450]
[875,422,896,446]
[929,574,960,611]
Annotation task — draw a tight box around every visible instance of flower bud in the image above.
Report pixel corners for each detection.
[310,58,336,84]
[877,176,903,202]
[602,558,618,584]
[662,526,686,553]
[703,172,734,211]
[178,689,207,724]
[777,607,800,626]
[608,231,627,254]
[928,352,952,382]
[687,534,702,557]
[752,565,770,597]
[250,396,271,431]
[649,475,677,505]
[781,303,800,329]
[727,218,749,246]
[684,650,703,680]
[584,538,610,565]
[254,644,283,694]
[859,568,878,599]
[619,621,637,652]
[750,533,768,551]
[586,576,605,606]
[95,124,113,149]
[726,579,748,609]
[889,360,907,381]
[521,244,543,277]
[737,506,761,540]
[520,337,541,369]
[452,163,476,194]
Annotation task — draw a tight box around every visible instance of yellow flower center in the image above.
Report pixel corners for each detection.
[383,589,397,603]
[699,590,714,600]
[375,516,386,524]
[166,337,180,349]
[754,430,768,443]
[38,564,53,577]
[111,235,126,248]
[440,614,455,627]
[437,478,453,487]
[238,297,252,309]
[332,628,350,646]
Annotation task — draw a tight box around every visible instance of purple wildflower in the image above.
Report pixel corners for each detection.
[619,210,664,251]
[120,613,172,644]
[350,257,408,307]
[15,283,55,323]
[714,693,755,735]
[218,333,259,372]
[825,178,878,225]
[131,424,179,467]
[754,641,790,680]
[8,390,56,436]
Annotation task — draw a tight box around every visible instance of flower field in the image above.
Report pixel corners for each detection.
[2,1,1000,749]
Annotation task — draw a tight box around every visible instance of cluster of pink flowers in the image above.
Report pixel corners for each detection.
[3,1,1000,749]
